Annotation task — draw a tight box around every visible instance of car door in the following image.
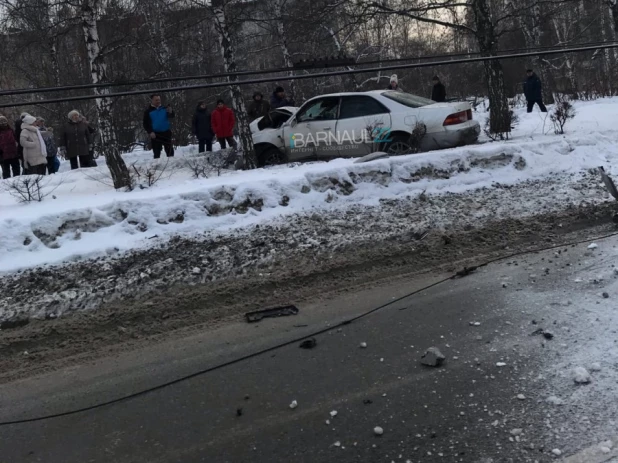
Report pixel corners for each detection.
[282,96,340,162]
[333,95,392,158]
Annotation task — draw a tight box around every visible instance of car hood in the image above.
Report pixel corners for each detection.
[250,106,298,134]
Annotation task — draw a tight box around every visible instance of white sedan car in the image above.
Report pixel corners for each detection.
[251,90,480,166]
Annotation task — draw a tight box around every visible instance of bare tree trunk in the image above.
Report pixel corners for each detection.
[472,0,510,134]
[81,0,131,189]
[212,2,257,169]
[273,0,301,101]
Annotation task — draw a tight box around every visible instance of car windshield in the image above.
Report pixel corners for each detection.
[381,91,435,108]
[257,109,293,131]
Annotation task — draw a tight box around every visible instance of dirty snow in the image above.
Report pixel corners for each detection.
[2,98,618,275]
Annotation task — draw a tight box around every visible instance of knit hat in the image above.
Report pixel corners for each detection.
[22,115,36,125]
[432,75,440,81]
[253,92,263,100]
[0,116,8,123]
[275,86,285,93]
[68,110,80,120]
[216,99,224,105]
[20,112,30,119]
[390,74,398,84]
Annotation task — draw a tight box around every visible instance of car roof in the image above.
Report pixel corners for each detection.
[309,91,387,98]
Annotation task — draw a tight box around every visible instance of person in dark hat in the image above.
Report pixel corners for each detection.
[523,69,547,113]
[248,92,271,122]
[270,86,295,109]
[192,101,214,153]
[431,76,446,102]
[211,99,237,150]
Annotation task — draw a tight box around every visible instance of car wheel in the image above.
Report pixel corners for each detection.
[258,147,287,167]
[385,135,413,155]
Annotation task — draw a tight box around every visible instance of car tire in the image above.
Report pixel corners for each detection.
[258,147,287,167]
[385,134,413,156]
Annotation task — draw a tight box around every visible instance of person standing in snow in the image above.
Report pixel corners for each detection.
[19,115,47,175]
[270,86,295,109]
[36,117,59,174]
[523,69,547,113]
[248,92,270,122]
[211,100,237,150]
[57,110,94,170]
[14,112,29,169]
[143,94,175,159]
[192,101,214,153]
[431,76,446,102]
[387,75,403,92]
[0,116,20,179]
[80,115,97,165]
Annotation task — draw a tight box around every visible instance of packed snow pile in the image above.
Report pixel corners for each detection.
[1,97,618,274]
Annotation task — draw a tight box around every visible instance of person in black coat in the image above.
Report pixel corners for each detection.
[431,76,446,102]
[523,69,547,113]
[192,101,214,153]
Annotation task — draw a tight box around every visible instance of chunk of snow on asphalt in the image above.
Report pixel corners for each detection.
[588,243,599,249]
[333,441,341,448]
[546,396,564,406]
[590,362,602,372]
[469,321,481,326]
[496,362,507,367]
[289,400,298,409]
[552,448,562,456]
[573,367,592,384]
[510,429,523,436]
[360,342,367,348]
[374,426,384,436]
[191,267,201,274]
[516,394,526,400]
[330,410,338,417]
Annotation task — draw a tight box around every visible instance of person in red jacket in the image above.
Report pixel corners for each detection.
[211,100,237,150]
[0,116,20,179]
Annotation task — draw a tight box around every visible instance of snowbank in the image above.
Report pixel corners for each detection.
[1,97,617,274]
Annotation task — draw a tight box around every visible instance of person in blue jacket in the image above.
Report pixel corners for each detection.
[143,94,175,158]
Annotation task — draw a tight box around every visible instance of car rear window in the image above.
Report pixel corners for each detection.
[382,91,435,108]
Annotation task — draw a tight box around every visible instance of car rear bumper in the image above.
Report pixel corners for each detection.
[422,121,481,150]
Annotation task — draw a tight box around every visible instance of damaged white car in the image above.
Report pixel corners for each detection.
[250,90,480,167]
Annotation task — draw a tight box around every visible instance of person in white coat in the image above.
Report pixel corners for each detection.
[19,115,47,175]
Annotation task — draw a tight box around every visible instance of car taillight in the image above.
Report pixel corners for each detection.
[443,110,469,126]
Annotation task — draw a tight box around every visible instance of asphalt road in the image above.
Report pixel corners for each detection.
[2,237,618,463]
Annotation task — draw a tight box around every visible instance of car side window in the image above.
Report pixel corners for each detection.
[339,96,389,119]
[296,97,340,123]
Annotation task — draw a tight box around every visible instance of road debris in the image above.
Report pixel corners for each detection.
[588,243,598,249]
[590,362,602,372]
[421,347,445,367]
[330,410,338,417]
[516,394,526,400]
[191,267,201,274]
[469,321,481,326]
[360,342,367,348]
[299,338,317,349]
[573,367,592,384]
[496,362,507,367]
[374,426,384,436]
[289,400,298,409]
[551,449,562,456]
[236,408,243,417]
[510,429,523,436]
[531,328,554,339]
[546,396,564,405]
[245,305,299,323]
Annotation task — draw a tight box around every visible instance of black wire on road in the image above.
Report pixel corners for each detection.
[0,229,617,427]
[0,39,613,97]
[0,42,616,110]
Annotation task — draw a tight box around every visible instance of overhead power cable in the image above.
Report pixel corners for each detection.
[0,42,615,109]
[0,39,614,98]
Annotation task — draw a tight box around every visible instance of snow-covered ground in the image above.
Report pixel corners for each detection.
[1,97,617,275]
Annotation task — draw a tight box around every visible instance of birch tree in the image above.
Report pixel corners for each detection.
[210,0,257,168]
[81,0,131,188]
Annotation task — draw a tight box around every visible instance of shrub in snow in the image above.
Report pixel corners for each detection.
[550,96,576,135]
[2,175,57,203]
[129,158,176,190]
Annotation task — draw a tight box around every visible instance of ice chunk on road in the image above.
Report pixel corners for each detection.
[573,367,591,384]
